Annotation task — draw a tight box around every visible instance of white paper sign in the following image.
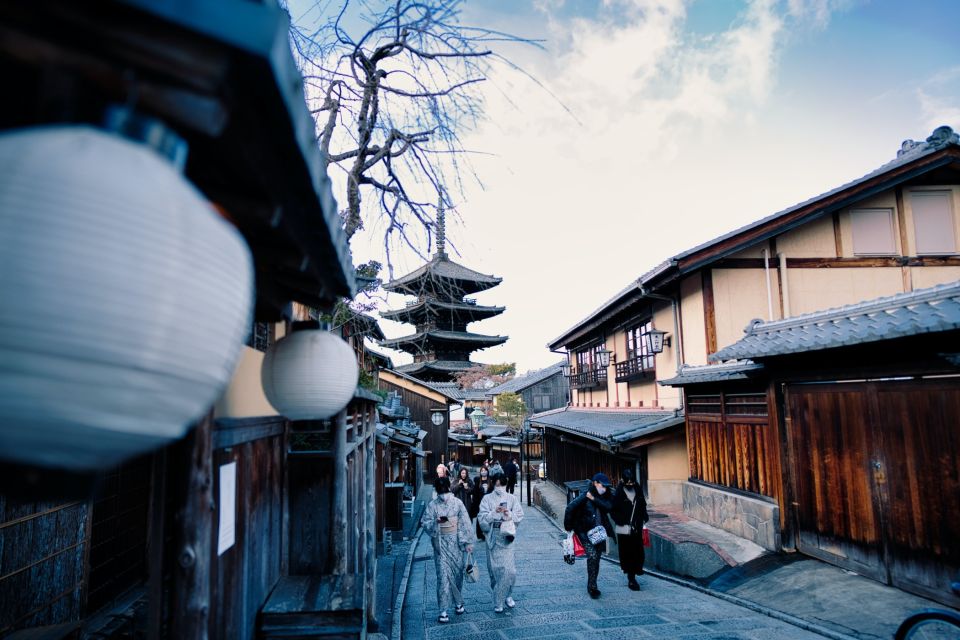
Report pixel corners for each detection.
[217,462,237,556]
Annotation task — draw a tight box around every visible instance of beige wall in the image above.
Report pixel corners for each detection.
[786,267,904,315]
[776,214,837,257]
[912,266,960,289]
[648,431,688,480]
[837,190,902,257]
[214,345,279,419]
[680,275,708,365]
[712,268,778,351]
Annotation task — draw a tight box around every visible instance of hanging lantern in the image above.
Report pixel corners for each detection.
[0,125,254,470]
[261,329,359,420]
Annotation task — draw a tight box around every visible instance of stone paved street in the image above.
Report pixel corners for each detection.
[402,503,825,640]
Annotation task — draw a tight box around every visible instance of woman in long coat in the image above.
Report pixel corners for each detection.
[478,473,524,613]
[451,467,473,508]
[421,476,475,623]
[470,466,491,540]
[610,468,648,590]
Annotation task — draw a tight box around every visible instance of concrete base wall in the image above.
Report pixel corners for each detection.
[682,482,780,551]
[648,479,684,506]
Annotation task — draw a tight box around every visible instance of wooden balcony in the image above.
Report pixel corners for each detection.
[570,367,607,389]
[615,355,654,382]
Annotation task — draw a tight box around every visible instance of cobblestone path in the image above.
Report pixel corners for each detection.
[402,501,825,640]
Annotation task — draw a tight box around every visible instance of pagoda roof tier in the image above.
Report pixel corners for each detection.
[380,299,505,324]
[379,329,508,353]
[383,255,502,296]
[393,360,477,377]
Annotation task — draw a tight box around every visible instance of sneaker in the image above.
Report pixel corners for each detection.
[505,597,516,608]
[588,587,601,599]
[494,606,504,614]
[438,611,449,623]
[455,604,466,615]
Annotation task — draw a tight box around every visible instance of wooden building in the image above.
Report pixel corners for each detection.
[378,369,461,477]
[665,282,960,608]
[0,1,381,637]
[488,362,570,416]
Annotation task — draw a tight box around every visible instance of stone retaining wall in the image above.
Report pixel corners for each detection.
[682,482,780,551]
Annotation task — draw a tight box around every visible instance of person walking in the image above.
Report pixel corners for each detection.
[489,458,504,477]
[478,472,524,613]
[564,473,613,599]
[451,467,473,508]
[470,466,491,541]
[421,476,475,623]
[610,469,648,590]
[505,458,519,494]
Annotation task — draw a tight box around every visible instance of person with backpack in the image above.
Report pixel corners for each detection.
[610,468,649,590]
[564,473,614,599]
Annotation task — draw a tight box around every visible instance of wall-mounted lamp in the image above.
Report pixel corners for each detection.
[596,347,615,367]
[560,362,572,377]
[646,329,671,354]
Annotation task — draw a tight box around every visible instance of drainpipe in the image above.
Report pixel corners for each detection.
[641,290,684,412]
[762,248,774,320]
[778,252,791,318]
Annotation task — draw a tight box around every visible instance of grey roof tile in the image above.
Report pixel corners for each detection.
[711,280,960,362]
[659,360,764,387]
[528,407,683,443]
[489,362,565,395]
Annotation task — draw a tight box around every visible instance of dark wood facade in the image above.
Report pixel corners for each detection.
[379,376,453,477]
[515,372,569,414]
[542,430,643,488]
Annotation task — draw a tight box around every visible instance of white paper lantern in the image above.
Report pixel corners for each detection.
[0,126,253,470]
[261,330,359,420]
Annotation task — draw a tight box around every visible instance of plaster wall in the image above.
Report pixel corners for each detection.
[653,301,681,409]
[648,431,688,480]
[912,266,960,289]
[785,267,904,315]
[680,275,708,365]
[214,345,279,418]
[776,214,837,257]
[712,268,778,351]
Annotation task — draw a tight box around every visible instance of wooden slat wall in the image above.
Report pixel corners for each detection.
[379,380,448,476]
[543,430,637,487]
[0,498,88,634]
[686,389,779,500]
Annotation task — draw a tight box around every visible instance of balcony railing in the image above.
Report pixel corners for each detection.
[615,355,654,382]
[570,367,607,389]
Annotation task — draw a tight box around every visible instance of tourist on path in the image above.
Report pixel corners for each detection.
[489,459,504,477]
[505,458,519,494]
[610,468,648,590]
[478,472,524,613]
[564,472,614,599]
[421,476,475,623]
[470,466,491,540]
[451,467,473,508]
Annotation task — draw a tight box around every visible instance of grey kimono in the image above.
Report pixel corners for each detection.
[421,493,475,611]
[477,489,524,608]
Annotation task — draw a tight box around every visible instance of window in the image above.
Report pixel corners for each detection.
[625,321,655,371]
[534,394,550,410]
[911,191,956,255]
[851,208,897,255]
[575,344,602,372]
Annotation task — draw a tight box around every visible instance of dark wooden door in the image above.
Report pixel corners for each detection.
[786,381,960,607]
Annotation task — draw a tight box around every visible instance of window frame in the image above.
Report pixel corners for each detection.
[909,189,957,256]
[850,207,898,256]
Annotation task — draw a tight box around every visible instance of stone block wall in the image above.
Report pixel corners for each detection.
[682,482,780,551]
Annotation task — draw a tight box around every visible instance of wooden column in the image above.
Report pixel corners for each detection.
[364,405,377,628]
[172,413,214,640]
[332,410,348,575]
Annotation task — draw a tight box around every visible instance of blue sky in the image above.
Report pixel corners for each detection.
[297,0,960,372]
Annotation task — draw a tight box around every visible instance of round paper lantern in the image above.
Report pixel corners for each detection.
[0,126,253,470]
[261,330,359,420]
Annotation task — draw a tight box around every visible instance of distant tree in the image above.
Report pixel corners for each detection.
[494,392,526,429]
[453,363,515,390]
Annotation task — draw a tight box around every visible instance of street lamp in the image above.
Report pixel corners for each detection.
[560,362,572,377]
[522,421,533,506]
[646,328,671,354]
[596,347,614,367]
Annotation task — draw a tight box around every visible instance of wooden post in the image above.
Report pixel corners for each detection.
[365,405,377,628]
[332,410,348,575]
[147,448,168,640]
[172,413,214,640]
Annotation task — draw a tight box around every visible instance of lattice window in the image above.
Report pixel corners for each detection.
[688,393,722,415]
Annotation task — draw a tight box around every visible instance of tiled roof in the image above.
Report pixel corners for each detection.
[479,426,511,438]
[659,361,764,387]
[380,299,505,321]
[383,255,501,292]
[710,281,960,362]
[394,360,476,375]
[380,330,507,349]
[528,407,683,444]
[380,369,462,403]
[490,362,565,395]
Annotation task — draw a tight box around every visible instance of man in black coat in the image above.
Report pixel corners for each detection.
[610,468,648,590]
[505,458,519,494]
[564,473,614,598]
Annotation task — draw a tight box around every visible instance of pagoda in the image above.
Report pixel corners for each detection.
[379,208,507,382]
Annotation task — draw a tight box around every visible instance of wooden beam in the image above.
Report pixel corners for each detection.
[331,410,348,575]
[832,211,843,258]
[702,270,717,355]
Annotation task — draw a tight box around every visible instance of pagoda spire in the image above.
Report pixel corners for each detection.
[436,196,446,258]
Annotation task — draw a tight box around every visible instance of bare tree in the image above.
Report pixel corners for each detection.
[287,0,537,270]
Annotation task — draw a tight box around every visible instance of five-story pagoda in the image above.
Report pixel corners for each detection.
[379,211,507,382]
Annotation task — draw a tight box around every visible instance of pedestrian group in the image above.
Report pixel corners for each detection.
[422,460,647,623]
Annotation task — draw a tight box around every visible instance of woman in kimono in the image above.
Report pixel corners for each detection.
[421,476,475,623]
[478,473,524,613]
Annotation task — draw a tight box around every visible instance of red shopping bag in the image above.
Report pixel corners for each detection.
[572,533,586,557]
[642,526,651,547]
